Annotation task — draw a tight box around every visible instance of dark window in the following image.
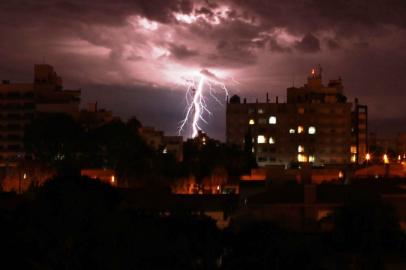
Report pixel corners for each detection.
[8,144,20,150]
[24,92,34,98]
[6,92,20,99]
[23,103,35,109]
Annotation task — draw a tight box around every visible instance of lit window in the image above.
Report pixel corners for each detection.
[338,171,344,178]
[269,137,275,144]
[309,155,315,162]
[365,153,371,161]
[297,126,304,133]
[383,154,389,164]
[298,154,308,162]
[257,135,266,144]
[252,147,255,153]
[289,129,295,134]
[350,146,357,154]
[351,154,356,163]
[111,175,115,184]
[163,148,168,154]
[298,145,304,153]
[308,126,316,134]
[258,108,264,114]
[269,116,276,124]
[258,118,267,124]
[249,119,255,125]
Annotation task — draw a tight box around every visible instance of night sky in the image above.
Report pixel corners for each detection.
[1,0,405,140]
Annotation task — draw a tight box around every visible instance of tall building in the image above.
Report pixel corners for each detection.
[0,64,80,164]
[226,68,367,167]
[352,99,368,164]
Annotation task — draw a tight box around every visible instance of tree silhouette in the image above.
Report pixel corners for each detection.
[24,113,84,169]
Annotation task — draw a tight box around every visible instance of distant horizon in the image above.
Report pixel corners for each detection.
[1,65,404,141]
[80,82,406,141]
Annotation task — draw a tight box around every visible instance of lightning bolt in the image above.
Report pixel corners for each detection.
[178,71,228,138]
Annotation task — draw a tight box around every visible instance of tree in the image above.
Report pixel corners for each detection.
[181,137,256,186]
[24,113,84,168]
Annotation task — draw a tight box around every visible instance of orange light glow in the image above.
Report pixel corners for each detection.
[383,154,389,164]
[366,153,371,161]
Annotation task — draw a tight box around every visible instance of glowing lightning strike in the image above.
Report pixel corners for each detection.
[178,70,229,138]
[191,76,204,137]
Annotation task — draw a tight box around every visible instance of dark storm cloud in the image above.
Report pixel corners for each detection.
[195,6,214,16]
[167,43,199,59]
[325,38,340,50]
[230,0,406,33]
[0,0,406,139]
[211,39,257,67]
[353,41,370,49]
[295,33,321,53]
[269,38,291,53]
[0,0,194,26]
[200,68,221,82]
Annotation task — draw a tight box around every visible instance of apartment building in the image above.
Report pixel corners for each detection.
[226,68,367,167]
[0,64,80,164]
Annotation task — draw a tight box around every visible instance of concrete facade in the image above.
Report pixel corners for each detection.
[0,65,80,164]
[226,68,367,167]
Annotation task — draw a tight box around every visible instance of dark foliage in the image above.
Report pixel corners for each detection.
[0,176,406,269]
[182,138,256,183]
[0,176,222,269]
[24,113,84,166]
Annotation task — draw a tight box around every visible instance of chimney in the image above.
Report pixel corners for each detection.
[276,96,279,104]
[266,92,269,103]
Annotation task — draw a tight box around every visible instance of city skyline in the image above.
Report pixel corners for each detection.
[1,0,406,140]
